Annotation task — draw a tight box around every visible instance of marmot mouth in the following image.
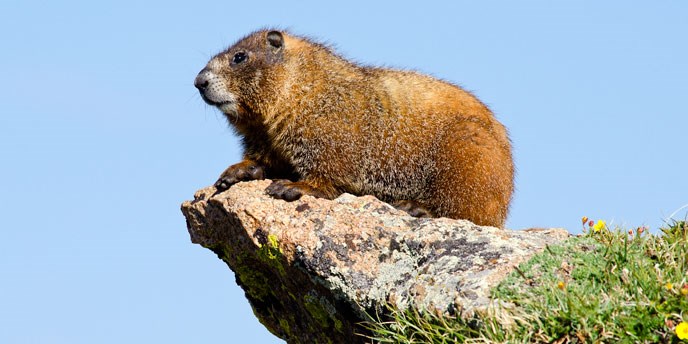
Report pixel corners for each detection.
[200,93,233,108]
[199,92,238,115]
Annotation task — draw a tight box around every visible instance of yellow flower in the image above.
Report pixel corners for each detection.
[677,321,688,340]
[666,282,674,290]
[557,281,565,290]
[593,220,606,232]
[581,216,588,224]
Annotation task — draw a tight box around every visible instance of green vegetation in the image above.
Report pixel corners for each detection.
[220,233,286,302]
[364,220,688,343]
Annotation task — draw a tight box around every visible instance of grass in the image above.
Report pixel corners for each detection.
[363,220,688,343]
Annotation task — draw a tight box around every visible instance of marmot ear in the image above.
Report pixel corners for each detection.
[267,31,284,50]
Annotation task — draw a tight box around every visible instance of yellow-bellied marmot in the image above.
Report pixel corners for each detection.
[194,29,514,228]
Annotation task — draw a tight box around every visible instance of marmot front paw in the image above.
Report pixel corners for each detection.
[214,160,265,193]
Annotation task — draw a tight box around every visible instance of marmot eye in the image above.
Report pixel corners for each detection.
[232,52,248,64]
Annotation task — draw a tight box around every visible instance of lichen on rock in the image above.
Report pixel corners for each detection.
[181,180,569,343]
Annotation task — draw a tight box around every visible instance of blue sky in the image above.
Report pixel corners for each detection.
[1,1,686,343]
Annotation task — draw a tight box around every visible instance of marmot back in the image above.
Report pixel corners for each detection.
[194,29,514,228]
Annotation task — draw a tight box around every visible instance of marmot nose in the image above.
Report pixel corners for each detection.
[194,72,210,91]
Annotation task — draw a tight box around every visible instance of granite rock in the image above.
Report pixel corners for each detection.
[181,180,569,343]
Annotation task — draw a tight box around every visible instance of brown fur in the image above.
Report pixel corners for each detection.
[194,29,514,227]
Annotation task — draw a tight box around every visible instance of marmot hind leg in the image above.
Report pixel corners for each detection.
[392,200,435,218]
[265,179,337,201]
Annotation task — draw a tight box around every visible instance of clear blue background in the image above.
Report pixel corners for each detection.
[1,1,686,343]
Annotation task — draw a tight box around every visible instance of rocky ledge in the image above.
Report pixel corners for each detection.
[181,180,569,343]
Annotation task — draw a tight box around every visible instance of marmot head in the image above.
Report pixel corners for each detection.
[194,30,287,120]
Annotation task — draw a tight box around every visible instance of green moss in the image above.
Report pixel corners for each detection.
[278,318,291,337]
[303,293,345,336]
[221,246,278,302]
[268,234,280,251]
[222,234,288,304]
[233,257,272,301]
[333,317,344,333]
[256,234,287,276]
[304,294,331,328]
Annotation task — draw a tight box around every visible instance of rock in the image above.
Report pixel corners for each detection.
[181,180,569,343]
